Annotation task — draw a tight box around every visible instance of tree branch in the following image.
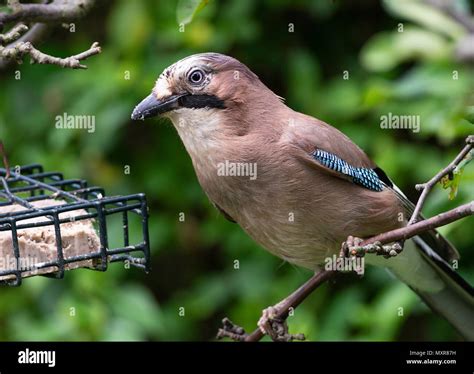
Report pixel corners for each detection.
[0,22,49,69]
[409,135,473,225]
[218,135,474,342]
[0,0,100,70]
[0,0,95,25]
[0,22,27,44]
[348,201,473,256]
[1,39,101,69]
[217,270,337,342]
[245,270,336,342]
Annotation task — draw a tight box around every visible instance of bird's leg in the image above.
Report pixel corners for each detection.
[342,235,404,259]
[260,313,305,342]
[257,285,308,341]
[258,305,306,341]
[258,300,286,335]
[0,141,11,179]
[217,270,335,342]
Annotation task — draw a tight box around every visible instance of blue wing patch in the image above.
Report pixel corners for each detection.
[312,149,383,192]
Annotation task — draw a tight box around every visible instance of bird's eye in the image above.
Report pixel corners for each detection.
[188,69,205,84]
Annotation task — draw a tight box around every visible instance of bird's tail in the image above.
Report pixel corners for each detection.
[373,183,474,339]
[367,237,474,340]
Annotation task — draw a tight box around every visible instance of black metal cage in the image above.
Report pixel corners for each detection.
[0,164,150,286]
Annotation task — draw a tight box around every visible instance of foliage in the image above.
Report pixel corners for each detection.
[177,0,210,25]
[0,0,472,341]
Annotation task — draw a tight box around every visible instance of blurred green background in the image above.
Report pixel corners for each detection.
[0,0,473,341]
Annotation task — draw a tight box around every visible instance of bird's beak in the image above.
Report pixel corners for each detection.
[131,93,184,120]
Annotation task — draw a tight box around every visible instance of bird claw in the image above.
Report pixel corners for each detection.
[341,236,404,259]
[258,305,280,334]
[258,304,305,342]
[341,235,364,257]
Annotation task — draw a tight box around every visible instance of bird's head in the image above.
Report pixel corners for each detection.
[131,53,284,138]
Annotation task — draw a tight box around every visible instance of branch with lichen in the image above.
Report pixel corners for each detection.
[1,36,101,69]
[349,135,473,258]
[0,0,95,25]
[0,0,100,70]
[218,135,474,342]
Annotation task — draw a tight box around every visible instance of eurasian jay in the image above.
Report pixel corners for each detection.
[131,53,474,339]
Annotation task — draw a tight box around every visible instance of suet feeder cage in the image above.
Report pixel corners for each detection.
[0,164,151,286]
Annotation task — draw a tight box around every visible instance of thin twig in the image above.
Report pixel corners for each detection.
[409,135,473,225]
[232,196,473,342]
[1,40,101,69]
[361,201,473,248]
[0,141,11,179]
[0,0,99,70]
[232,270,337,342]
[0,23,28,44]
[243,202,470,342]
[220,199,474,341]
[219,136,474,342]
[0,23,49,70]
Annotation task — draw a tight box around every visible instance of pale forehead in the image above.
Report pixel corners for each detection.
[160,55,214,79]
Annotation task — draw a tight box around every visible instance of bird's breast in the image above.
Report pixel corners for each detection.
[171,123,402,270]
[189,149,344,269]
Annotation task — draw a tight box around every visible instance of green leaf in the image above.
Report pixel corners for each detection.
[441,172,461,200]
[440,149,473,200]
[392,64,470,99]
[108,285,164,335]
[177,0,209,25]
[383,0,466,40]
[464,106,474,124]
[360,27,450,72]
[107,0,152,53]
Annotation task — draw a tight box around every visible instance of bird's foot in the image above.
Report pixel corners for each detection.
[341,236,404,259]
[258,305,280,334]
[340,235,363,257]
[258,304,305,342]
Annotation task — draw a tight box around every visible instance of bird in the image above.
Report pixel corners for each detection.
[131,52,474,340]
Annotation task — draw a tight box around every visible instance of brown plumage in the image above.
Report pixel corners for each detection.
[132,52,474,339]
[144,53,403,268]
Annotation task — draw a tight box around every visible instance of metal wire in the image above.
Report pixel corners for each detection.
[0,164,151,286]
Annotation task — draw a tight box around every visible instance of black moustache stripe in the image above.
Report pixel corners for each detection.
[178,95,226,110]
